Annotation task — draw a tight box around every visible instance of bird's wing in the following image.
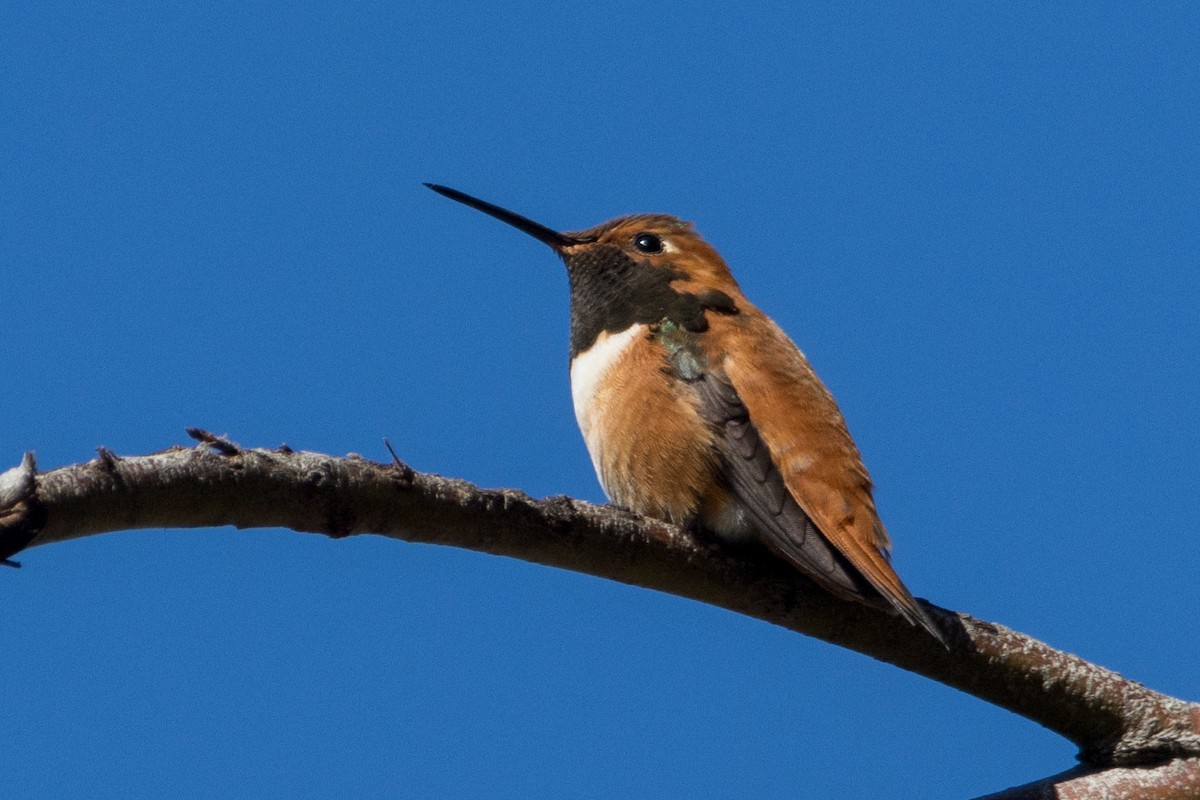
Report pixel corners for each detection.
[693,309,943,643]
[689,369,879,600]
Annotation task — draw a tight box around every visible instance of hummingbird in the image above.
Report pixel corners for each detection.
[426,183,945,645]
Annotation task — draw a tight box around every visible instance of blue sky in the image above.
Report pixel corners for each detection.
[3,3,1198,797]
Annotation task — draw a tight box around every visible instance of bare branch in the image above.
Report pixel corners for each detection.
[2,436,1198,798]
[973,757,1200,799]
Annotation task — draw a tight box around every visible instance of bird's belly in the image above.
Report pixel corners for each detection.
[569,325,718,525]
[569,325,647,472]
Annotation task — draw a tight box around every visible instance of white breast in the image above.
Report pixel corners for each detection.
[568,324,646,488]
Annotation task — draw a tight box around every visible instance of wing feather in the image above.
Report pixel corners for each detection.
[697,309,945,644]
[692,372,878,597]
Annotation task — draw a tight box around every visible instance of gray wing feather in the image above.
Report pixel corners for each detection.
[691,370,880,601]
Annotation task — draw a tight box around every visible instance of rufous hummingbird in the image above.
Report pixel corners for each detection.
[426,183,945,645]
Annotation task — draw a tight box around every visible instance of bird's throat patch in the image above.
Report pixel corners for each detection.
[564,244,736,358]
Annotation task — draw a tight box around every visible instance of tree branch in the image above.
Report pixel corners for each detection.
[975,758,1200,799]
[2,432,1198,798]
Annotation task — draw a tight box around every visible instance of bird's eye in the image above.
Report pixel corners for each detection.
[634,233,663,254]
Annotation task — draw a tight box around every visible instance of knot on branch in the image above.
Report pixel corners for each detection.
[1096,699,1200,767]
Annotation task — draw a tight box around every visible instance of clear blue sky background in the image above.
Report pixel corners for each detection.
[3,3,1198,798]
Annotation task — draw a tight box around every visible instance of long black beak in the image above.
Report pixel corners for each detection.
[424,184,593,250]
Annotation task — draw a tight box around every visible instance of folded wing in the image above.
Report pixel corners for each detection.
[692,312,945,644]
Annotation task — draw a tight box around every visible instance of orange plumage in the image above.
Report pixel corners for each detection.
[427,184,943,644]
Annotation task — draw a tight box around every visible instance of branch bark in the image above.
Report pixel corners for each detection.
[2,432,1198,799]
